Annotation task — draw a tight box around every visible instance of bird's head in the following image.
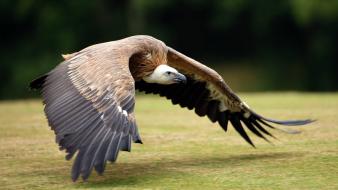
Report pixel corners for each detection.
[143,64,187,85]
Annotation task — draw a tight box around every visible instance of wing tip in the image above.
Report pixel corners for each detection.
[29,74,48,90]
[249,109,316,126]
[134,139,143,144]
[264,118,316,126]
[217,109,314,147]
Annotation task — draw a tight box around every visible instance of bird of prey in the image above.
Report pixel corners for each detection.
[30,35,313,181]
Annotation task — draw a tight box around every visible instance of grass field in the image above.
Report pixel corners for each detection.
[1,93,338,190]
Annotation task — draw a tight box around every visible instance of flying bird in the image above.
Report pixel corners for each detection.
[30,35,314,181]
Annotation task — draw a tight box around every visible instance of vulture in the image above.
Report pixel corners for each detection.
[30,35,314,181]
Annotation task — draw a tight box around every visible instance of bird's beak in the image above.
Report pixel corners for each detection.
[173,73,187,84]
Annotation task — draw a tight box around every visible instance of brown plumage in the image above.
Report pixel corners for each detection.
[30,35,314,181]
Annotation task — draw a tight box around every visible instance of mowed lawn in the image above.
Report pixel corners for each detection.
[1,93,338,190]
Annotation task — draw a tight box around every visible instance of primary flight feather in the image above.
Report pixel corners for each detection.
[30,35,314,181]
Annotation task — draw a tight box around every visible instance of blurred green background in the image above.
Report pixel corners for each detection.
[1,0,338,99]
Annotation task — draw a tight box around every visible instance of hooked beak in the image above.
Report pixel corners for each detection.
[173,73,187,84]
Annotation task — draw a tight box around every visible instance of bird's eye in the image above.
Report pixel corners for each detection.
[166,71,171,75]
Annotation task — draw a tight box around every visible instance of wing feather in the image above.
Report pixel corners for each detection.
[136,46,314,147]
[218,111,229,132]
[94,130,114,174]
[34,43,141,181]
[207,100,219,122]
[229,113,255,147]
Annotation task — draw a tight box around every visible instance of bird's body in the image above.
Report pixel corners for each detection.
[30,35,313,181]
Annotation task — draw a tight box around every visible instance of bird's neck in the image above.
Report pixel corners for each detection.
[121,36,167,81]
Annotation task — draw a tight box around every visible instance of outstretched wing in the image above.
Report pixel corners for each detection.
[31,43,142,181]
[136,47,314,146]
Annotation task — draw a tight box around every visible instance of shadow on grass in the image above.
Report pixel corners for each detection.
[71,151,305,188]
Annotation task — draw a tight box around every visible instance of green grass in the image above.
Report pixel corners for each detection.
[1,93,338,190]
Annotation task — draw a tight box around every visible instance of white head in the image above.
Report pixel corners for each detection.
[143,65,187,85]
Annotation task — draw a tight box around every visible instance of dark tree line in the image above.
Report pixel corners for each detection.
[1,0,338,99]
